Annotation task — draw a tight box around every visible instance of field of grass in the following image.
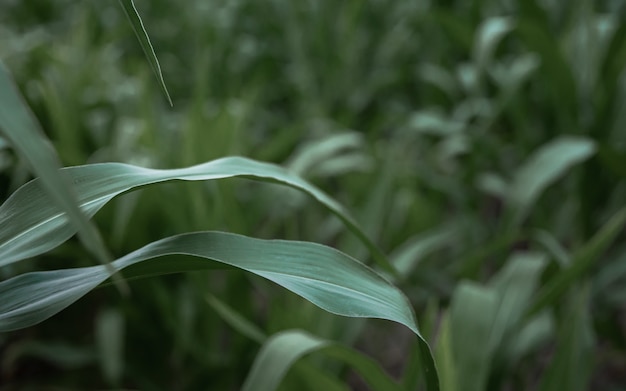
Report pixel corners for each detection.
[1,1,625,390]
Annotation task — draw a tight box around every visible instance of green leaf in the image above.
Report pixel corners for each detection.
[473,17,515,72]
[241,330,402,391]
[391,224,459,278]
[449,282,499,391]
[433,312,457,391]
[0,62,120,287]
[118,0,172,106]
[538,285,594,391]
[205,293,266,344]
[0,231,439,390]
[528,206,626,316]
[507,136,596,220]
[488,252,547,351]
[95,308,125,386]
[0,157,394,274]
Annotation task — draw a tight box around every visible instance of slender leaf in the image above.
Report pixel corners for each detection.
[241,329,402,391]
[538,285,594,391]
[449,282,498,391]
[433,312,457,391]
[118,0,172,106]
[0,231,439,390]
[0,157,394,274]
[528,206,626,316]
[95,308,125,386]
[0,62,119,286]
[205,293,266,344]
[488,252,547,351]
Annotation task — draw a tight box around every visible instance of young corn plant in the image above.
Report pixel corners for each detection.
[0,1,439,390]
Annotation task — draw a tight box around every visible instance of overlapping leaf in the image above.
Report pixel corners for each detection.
[0,157,392,273]
[0,231,439,390]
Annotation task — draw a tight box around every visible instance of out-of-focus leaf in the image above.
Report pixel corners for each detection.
[118,0,172,106]
[490,53,540,91]
[291,361,349,391]
[532,230,571,267]
[488,252,547,351]
[593,247,626,297]
[418,63,458,98]
[288,132,369,176]
[0,231,439,390]
[391,225,459,278]
[241,330,402,391]
[0,157,393,275]
[449,282,498,391]
[516,16,578,115]
[433,312,457,391]
[505,311,555,365]
[0,62,119,287]
[475,172,508,198]
[205,293,266,344]
[1,341,95,372]
[474,17,515,71]
[528,207,626,316]
[96,308,125,386]
[408,110,464,136]
[507,136,596,220]
[205,294,348,391]
[538,285,594,391]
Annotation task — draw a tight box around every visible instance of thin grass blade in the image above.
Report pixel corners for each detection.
[118,0,172,106]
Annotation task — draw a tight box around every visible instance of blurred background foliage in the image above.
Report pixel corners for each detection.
[1,0,625,390]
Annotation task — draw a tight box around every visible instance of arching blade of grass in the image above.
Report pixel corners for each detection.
[0,157,394,274]
[0,62,120,288]
[118,0,172,106]
[0,231,438,390]
[242,329,403,391]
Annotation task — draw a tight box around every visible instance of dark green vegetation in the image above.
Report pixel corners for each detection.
[1,0,626,390]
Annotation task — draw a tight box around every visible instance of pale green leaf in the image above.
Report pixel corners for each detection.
[449,282,498,391]
[474,17,515,71]
[0,157,393,274]
[242,330,402,391]
[0,231,438,390]
[95,308,125,386]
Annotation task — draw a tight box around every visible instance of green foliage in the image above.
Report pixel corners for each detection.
[1,0,625,390]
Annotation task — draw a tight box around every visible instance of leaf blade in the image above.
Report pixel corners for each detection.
[0,231,439,390]
[118,0,172,106]
[0,157,394,274]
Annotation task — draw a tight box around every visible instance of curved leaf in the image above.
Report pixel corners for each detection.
[0,62,119,287]
[242,330,402,391]
[0,231,439,390]
[118,0,172,106]
[0,157,393,274]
